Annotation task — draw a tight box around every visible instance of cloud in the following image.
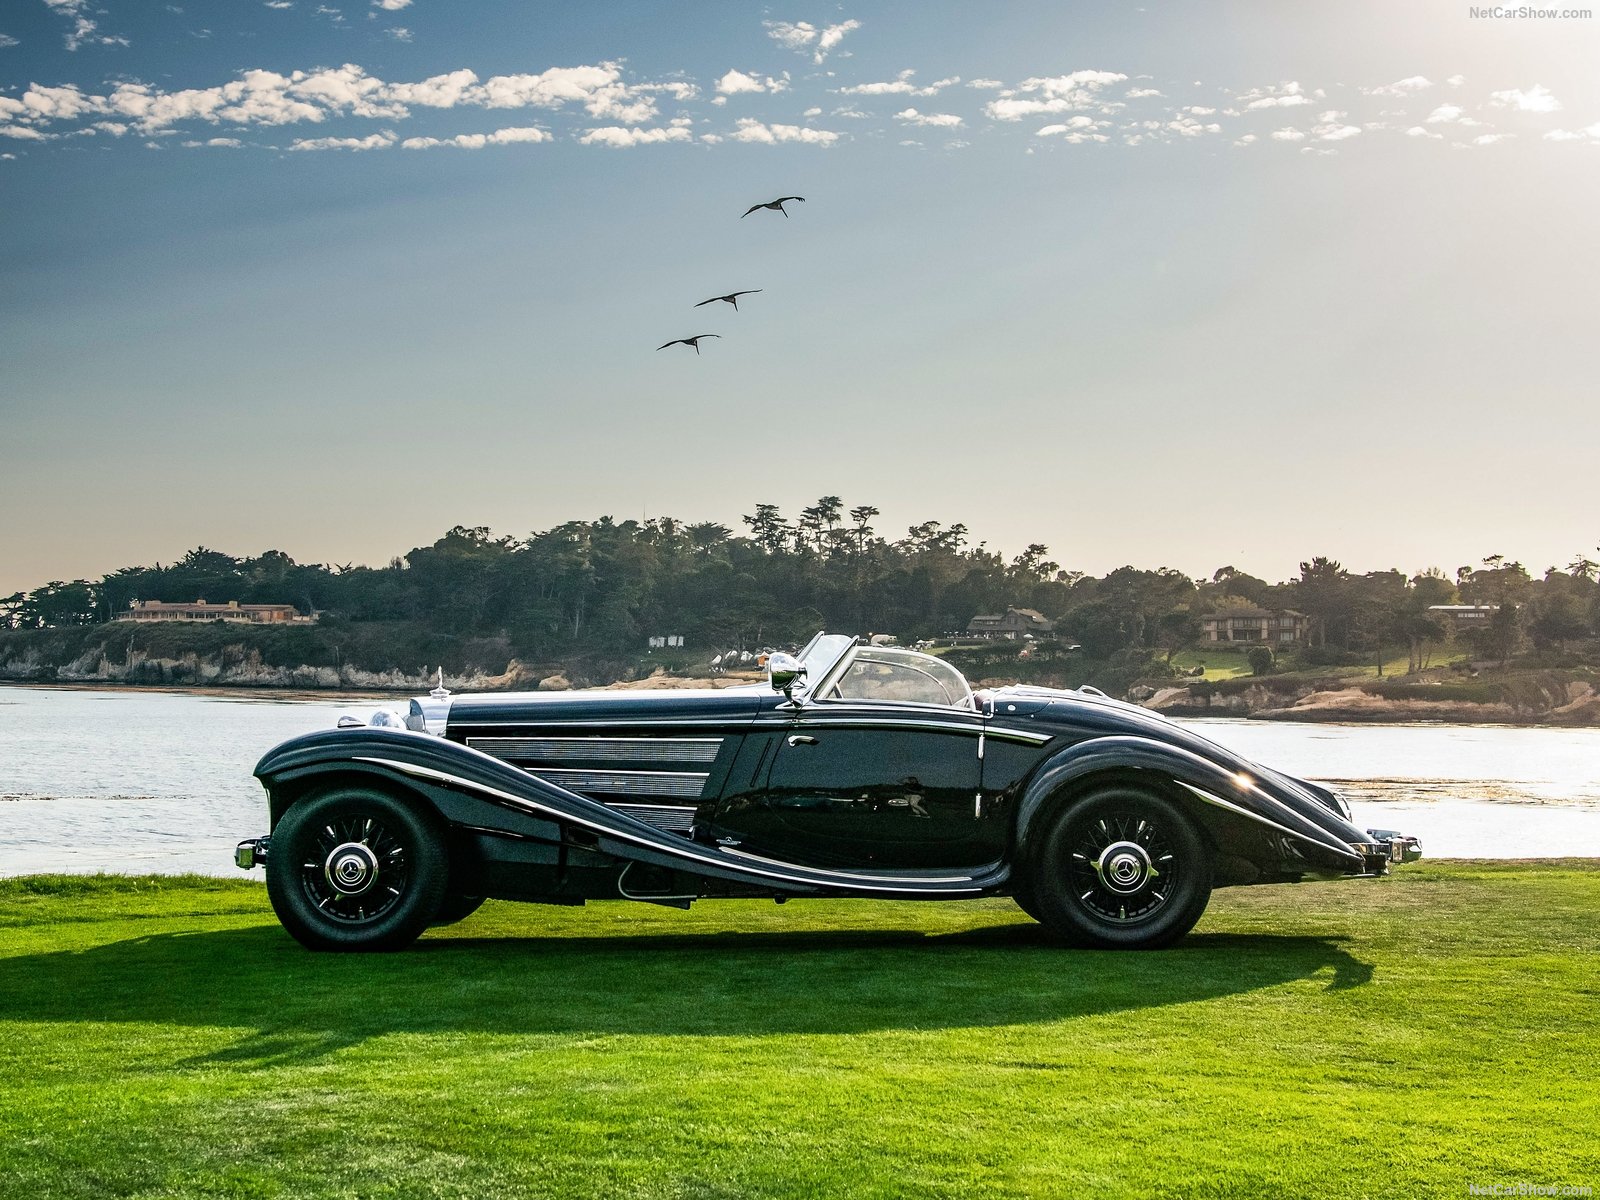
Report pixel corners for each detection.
[181,137,242,147]
[1269,127,1306,141]
[288,130,396,150]
[400,125,549,149]
[1234,133,1257,146]
[1037,116,1109,143]
[0,125,49,140]
[983,70,1127,120]
[373,0,411,8]
[20,84,102,121]
[1365,76,1432,96]
[579,124,691,147]
[1472,132,1512,145]
[1167,116,1221,137]
[716,69,788,96]
[0,34,18,49]
[385,26,412,41]
[1544,122,1600,141]
[763,18,860,63]
[730,118,839,145]
[1125,87,1163,99]
[1425,104,1464,123]
[264,1,294,7]
[1314,123,1361,141]
[893,107,962,127]
[967,79,1003,90]
[837,69,958,98]
[1236,82,1310,110]
[1446,74,1466,87]
[1406,126,1442,139]
[43,0,126,50]
[1489,85,1560,113]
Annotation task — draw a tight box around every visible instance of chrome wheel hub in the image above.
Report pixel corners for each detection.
[299,814,409,924]
[1067,812,1178,924]
[1094,840,1157,895]
[324,842,380,897]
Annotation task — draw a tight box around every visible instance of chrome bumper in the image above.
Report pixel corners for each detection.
[1355,828,1422,875]
[235,837,270,870]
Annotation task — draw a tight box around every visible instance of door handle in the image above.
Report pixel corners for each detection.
[787,734,818,747]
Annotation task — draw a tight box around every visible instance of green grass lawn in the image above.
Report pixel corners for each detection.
[3,864,1597,1198]
[1169,645,1468,684]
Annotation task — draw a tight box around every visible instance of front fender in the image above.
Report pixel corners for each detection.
[1014,735,1367,869]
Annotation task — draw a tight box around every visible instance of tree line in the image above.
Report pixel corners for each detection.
[5,498,1598,675]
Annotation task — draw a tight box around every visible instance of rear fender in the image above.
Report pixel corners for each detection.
[1014,735,1365,871]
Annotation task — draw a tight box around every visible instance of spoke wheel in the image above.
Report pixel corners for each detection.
[266,787,447,952]
[299,815,411,925]
[1030,786,1213,950]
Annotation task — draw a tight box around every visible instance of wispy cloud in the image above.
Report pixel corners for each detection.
[289,130,396,150]
[730,118,840,145]
[893,108,962,127]
[43,0,127,50]
[763,18,861,64]
[401,125,549,149]
[1365,76,1432,96]
[984,71,1127,120]
[1236,81,1312,110]
[579,125,691,147]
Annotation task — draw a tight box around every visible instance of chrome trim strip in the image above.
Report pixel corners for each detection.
[352,756,988,895]
[718,845,980,885]
[452,718,753,730]
[468,736,724,763]
[526,768,708,798]
[1175,781,1364,863]
[750,717,1051,745]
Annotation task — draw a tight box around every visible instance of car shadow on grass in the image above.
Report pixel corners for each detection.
[0,919,1372,1065]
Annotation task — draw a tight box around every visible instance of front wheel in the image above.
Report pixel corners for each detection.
[1029,786,1213,949]
[265,787,448,952]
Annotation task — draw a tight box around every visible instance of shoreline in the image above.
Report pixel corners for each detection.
[5,677,1598,729]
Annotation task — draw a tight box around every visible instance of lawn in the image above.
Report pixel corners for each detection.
[1169,645,1467,683]
[2,864,1597,1199]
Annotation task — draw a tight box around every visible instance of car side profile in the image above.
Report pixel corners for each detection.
[237,633,1420,951]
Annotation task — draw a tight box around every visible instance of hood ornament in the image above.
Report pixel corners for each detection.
[430,667,450,700]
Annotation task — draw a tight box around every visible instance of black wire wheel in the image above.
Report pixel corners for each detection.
[1029,785,1213,949]
[265,787,448,952]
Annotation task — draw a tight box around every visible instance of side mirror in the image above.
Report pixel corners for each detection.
[767,652,807,702]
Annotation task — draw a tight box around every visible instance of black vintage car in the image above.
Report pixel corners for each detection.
[237,633,1420,952]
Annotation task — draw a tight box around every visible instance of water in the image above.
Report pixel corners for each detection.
[1,685,1597,876]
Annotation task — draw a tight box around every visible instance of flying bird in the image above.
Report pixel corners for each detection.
[694,289,763,311]
[741,196,805,218]
[657,334,721,355]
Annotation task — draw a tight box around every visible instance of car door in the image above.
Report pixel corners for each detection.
[713,704,992,870]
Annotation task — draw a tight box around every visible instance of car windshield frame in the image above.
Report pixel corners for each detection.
[808,643,976,711]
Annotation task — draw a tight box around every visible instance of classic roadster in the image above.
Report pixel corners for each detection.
[237,633,1420,951]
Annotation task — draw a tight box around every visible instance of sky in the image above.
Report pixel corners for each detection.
[3,0,1598,596]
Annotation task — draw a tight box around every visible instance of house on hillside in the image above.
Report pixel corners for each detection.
[1427,604,1500,631]
[118,599,314,625]
[966,608,1055,640]
[1200,608,1308,645]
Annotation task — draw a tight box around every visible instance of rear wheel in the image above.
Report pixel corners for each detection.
[1029,786,1212,949]
[266,787,448,952]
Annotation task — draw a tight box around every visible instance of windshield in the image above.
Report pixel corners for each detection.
[824,646,974,709]
[796,632,855,685]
